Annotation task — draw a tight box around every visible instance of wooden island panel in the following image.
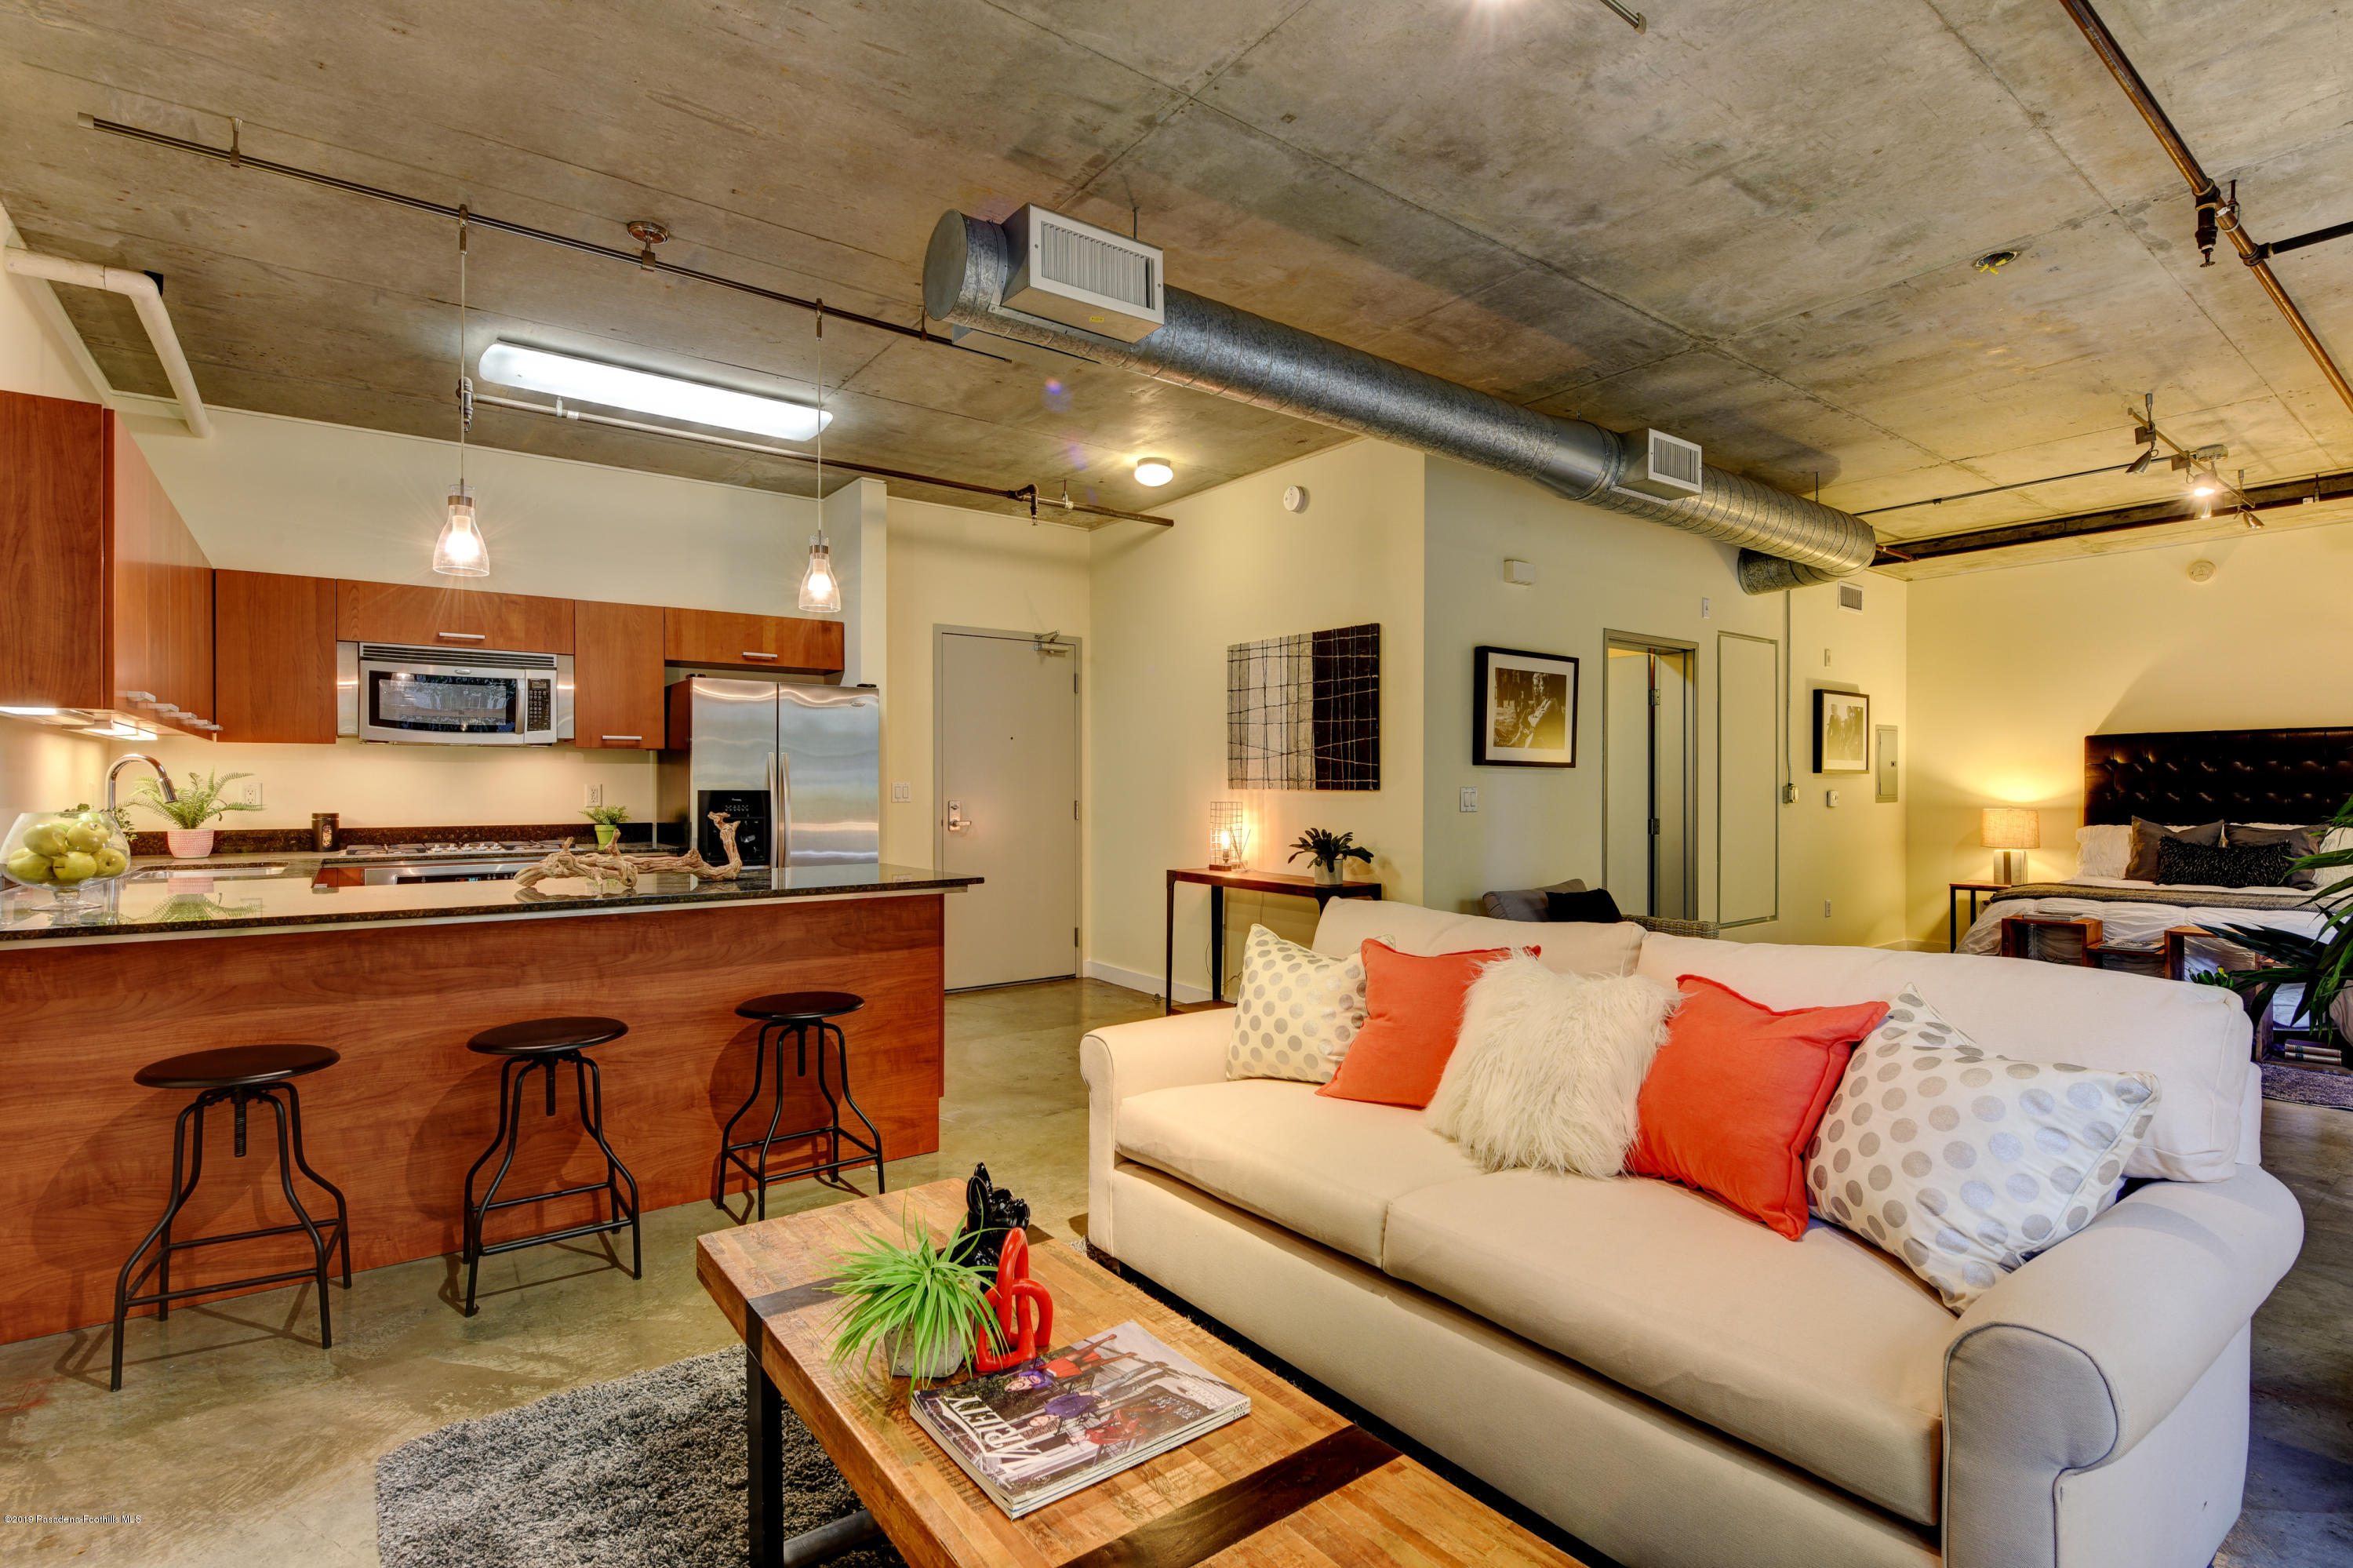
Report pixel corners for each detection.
[0,893,945,1345]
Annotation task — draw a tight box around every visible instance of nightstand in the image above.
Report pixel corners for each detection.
[1948,881,2001,951]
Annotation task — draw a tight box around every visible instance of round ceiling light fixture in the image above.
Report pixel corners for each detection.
[1133,457,1174,487]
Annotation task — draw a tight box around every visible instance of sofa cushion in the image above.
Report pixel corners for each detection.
[1317,897,1641,978]
[1636,934,2248,1180]
[1116,1079,1482,1264]
[1384,1170,1955,1524]
[1319,941,1517,1108]
[1227,923,1366,1085]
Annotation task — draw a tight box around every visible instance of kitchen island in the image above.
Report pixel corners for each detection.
[0,858,977,1344]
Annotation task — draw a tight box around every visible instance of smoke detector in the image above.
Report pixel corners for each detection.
[998,206,1164,342]
[1614,429,1704,500]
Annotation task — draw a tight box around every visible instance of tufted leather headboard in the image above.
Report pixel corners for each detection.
[2083,727,2353,826]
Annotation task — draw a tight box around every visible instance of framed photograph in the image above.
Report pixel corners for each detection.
[1474,646,1578,767]
[1813,689,1871,774]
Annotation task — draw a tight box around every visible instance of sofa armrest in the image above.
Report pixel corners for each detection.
[1079,1009,1234,1259]
[1942,1166,2304,1568]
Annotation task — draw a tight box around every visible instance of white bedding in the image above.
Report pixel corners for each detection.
[1958,875,2328,959]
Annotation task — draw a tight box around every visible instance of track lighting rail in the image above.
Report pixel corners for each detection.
[1873,467,2353,565]
[2249,216,2353,264]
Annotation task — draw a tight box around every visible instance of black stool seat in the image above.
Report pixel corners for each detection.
[468,1016,627,1055]
[135,1043,340,1090]
[734,991,865,1024]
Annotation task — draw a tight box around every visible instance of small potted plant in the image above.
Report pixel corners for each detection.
[1288,828,1374,886]
[581,803,630,850]
[131,769,263,859]
[826,1212,1003,1383]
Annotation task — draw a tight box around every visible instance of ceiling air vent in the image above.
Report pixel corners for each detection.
[1838,584,1865,613]
[998,205,1164,342]
[1614,429,1704,500]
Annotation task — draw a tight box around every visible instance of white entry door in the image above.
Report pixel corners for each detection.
[936,628,1081,989]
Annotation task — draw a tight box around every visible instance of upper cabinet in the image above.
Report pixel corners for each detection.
[337,580,575,653]
[664,607,842,674]
[571,600,665,749]
[215,571,339,744]
[0,391,214,732]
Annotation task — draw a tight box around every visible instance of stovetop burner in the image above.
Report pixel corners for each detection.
[332,839,566,860]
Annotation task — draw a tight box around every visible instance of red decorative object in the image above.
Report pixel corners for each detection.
[971,1229,1055,1373]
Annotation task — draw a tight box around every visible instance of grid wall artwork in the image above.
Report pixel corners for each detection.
[1227,623,1380,791]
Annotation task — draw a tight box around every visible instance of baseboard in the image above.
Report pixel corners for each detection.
[1084,959,1209,1005]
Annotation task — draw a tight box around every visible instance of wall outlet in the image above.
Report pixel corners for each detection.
[584,781,604,809]
[1824,900,1833,919]
[1460,788,1478,813]
[239,780,264,806]
[890,781,912,803]
[1781,783,1798,804]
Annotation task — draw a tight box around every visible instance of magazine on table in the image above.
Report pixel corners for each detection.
[909,1320,1251,1518]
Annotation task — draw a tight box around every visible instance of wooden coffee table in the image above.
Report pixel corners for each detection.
[697,1179,1583,1568]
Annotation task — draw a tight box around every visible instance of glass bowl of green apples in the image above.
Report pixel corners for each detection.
[3,807,133,909]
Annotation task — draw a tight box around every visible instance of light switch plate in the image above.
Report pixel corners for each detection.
[1825,789,1841,807]
[891,782,912,803]
[1460,788,1478,813]
[584,782,603,809]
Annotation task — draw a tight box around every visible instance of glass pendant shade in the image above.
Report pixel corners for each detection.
[796,534,842,613]
[433,487,490,577]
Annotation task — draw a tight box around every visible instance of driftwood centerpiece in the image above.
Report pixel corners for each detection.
[509,811,747,898]
[611,811,746,879]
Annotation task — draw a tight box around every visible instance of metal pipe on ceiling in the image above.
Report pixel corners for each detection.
[2057,0,2353,417]
[1873,467,2353,564]
[472,392,1171,527]
[924,211,1880,593]
[4,247,213,436]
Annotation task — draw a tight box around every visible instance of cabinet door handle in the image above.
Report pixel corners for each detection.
[599,735,642,743]
[435,631,486,642]
[740,650,779,660]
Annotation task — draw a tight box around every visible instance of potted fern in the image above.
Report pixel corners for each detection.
[131,769,264,859]
[2203,792,2353,1045]
[1288,828,1374,886]
[826,1212,1003,1383]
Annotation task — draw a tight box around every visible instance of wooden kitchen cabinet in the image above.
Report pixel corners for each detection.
[0,391,213,731]
[214,571,340,744]
[663,606,842,672]
[572,599,666,748]
[336,580,575,653]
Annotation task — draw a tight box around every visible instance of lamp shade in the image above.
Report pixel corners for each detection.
[1980,808,2042,850]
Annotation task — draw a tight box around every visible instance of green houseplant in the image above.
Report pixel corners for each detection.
[1288,828,1374,886]
[825,1212,1002,1383]
[2201,793,2353,1045]
[581,803,630,849]
[130,769,262,860]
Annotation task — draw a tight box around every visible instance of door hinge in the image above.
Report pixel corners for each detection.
[1649,817,1661,835]
[1074,926,1081,948]
[1074,799,1080,820]
[1648,689,1661,708]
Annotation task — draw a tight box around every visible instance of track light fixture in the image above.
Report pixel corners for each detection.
[435,212,490,578]
[796,317,842,614]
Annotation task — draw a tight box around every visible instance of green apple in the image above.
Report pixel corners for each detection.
[21,824,67,858]
[64,820,109,853]
[49,851,97,884]
[5,849,52,884]
[91,845,129,877]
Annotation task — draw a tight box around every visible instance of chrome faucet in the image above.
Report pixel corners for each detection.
[106,754,176,819]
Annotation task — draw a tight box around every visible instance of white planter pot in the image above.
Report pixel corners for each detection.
[885,1328,969,1380]
[1312,861,1343,885]
[165,829,216,858]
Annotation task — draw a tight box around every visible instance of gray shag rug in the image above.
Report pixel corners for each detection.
[376,1349,907,1567]
[2263,1061,2353,1111]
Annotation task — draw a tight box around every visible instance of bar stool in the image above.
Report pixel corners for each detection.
[111,1044,351,1392]
[459,1017,642,1317]
[715,991,884,1219]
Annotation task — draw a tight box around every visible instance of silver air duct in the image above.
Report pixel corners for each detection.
[925,210,1875,591]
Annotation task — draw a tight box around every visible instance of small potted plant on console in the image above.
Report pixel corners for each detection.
[1288,828,1374,886]
[133,769,263,859]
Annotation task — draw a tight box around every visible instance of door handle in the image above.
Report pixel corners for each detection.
[947,799,971,833]
[435,631,486,642]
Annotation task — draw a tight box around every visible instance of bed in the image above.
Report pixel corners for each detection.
[1956,726,2353,983]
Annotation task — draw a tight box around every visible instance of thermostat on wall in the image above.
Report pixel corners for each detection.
[1504,558,1537,586]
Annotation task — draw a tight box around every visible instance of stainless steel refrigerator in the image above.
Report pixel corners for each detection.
[656,678,879,868]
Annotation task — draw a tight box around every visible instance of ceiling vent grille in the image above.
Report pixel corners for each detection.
[1838,584,1865,613]
[1615,429,1705,500]
[998,205,1164,342]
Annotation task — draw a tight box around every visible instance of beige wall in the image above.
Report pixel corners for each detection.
[1904,523,2353,946]
[1086,439,1428,998]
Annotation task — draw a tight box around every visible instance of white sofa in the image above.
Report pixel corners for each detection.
[1081,900,2304,1568]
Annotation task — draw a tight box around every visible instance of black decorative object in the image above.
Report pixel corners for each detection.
[1474,646,1579,767]
[1227,623,1380,790]
[954,1162,1031,1274]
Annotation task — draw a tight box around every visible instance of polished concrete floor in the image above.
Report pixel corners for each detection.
[1,980,2346,1566]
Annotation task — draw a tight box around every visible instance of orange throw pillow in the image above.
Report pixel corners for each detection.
[1624,976,1889,1239]
[1317,940,1527,1109]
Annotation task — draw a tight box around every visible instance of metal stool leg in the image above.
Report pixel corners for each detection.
[715,1017,772,1208]
[282,1082,351,1289]
[576,1053,641,1279]
[112,1096,209,1392]
[260,1089,335,1352]
[749,1023,797,1221]
[830,1023,887,1192]
[463,1058,536,1316]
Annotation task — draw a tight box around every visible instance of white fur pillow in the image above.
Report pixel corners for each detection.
[1425,955,1680,1177]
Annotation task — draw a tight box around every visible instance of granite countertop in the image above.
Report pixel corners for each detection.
[0,857,979,943]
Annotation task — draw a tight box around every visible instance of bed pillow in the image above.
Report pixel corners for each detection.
[2125,817,2223,882]
[1806,984,2155,1310]
[2073,823,2133,879]
[1425,955,1679,1177]
[2155,838,2297,890]
[1624,977,1889,1239]
[2224,823,2322,889]
[1226,925,1367,1084]
[1318,940,1524,1108]
[1480,879,1587,922]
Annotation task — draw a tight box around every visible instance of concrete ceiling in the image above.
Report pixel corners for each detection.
[2,0,2348,565]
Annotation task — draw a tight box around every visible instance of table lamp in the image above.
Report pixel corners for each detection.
[1981,807,2041,887]
[1209,802,1250,871]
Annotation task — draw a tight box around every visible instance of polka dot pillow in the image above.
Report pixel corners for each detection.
[1804,984,2160,1312]
[1226,924,1368,1084]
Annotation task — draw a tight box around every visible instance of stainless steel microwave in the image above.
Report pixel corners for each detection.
[340,642,574,745]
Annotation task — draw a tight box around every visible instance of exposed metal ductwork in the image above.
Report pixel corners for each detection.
[924,209,1878,593]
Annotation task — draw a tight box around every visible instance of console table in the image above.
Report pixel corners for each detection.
[1164,868,1384,1014]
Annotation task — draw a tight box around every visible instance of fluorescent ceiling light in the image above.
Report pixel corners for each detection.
[478,342,833,442]
[0,706,59,716]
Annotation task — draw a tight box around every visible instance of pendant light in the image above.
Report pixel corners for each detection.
[434,209,490,577]
[796,311,842,613]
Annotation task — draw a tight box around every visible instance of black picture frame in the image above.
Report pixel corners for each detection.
[1474,646,1579,767]
[1813,688,1871,774]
